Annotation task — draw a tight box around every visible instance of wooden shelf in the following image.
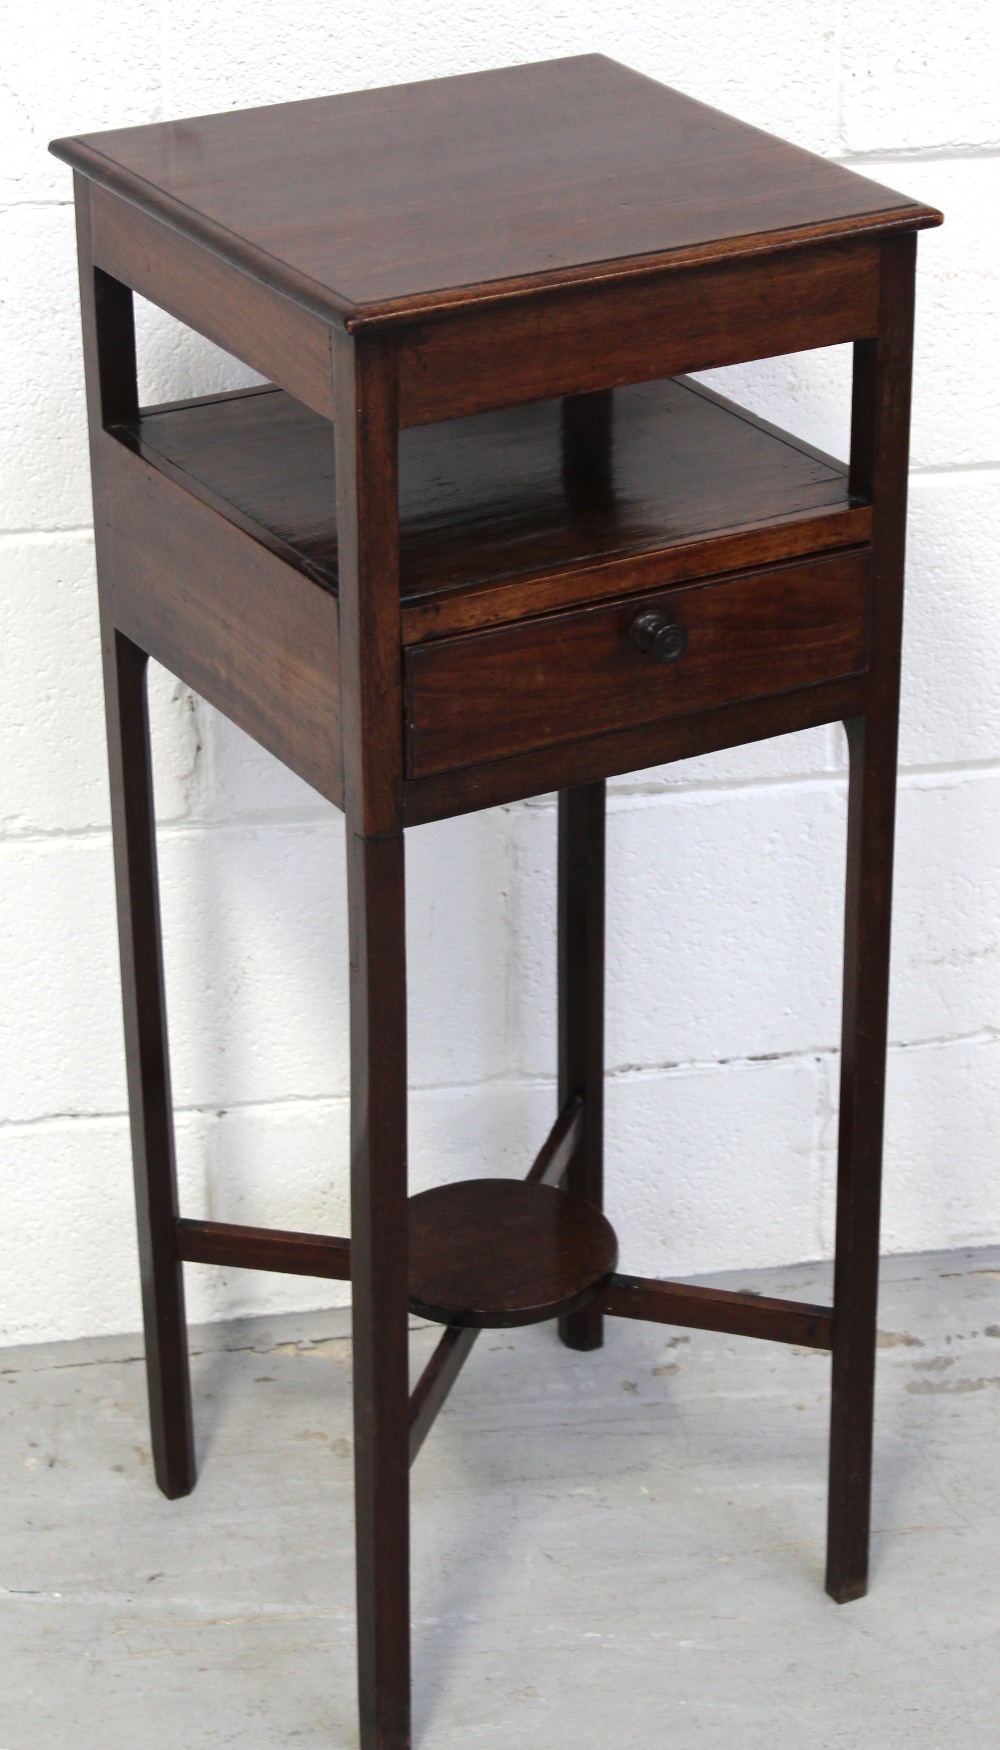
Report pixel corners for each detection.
[407,1179,619,1328]
[113,376,869,643]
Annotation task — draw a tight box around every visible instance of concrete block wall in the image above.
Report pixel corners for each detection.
[3,5,997,1345]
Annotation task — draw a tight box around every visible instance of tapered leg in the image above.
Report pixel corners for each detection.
[332,320,409,1747]
[348,830,411,1749]
[826,235,916,1604]
[557,782,607,1351]
[826,713,898,1602]
[103,626,195,1499]
[73,175,194,1499]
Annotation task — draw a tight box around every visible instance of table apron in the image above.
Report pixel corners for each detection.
[101,435,344,806]
[397,238,881,426]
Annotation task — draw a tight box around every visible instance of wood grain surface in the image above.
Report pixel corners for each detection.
[51,56,941,326]
[120,376,869,639]
[407,1179,619,1328]
[405,550,870,776]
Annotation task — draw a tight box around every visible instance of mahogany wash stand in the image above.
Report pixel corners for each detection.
[52,57,941,1748]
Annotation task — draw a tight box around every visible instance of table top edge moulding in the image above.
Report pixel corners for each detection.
[50,53,942,330]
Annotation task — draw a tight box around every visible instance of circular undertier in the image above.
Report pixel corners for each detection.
[408,1178,619,1328]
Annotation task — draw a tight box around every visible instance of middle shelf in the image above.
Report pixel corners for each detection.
[114,374,868,643]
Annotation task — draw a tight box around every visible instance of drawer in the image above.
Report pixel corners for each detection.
[404,550,870,777]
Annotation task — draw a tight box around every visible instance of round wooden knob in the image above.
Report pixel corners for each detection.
[629,609,689,665]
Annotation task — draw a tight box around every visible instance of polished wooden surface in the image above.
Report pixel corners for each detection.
[408,1324,480,1465]
[175,1218,351,1279]
[826,234,918,1607]
[89,183,337,424]
[408,1179,618,1328]
[405,550,870,777]
[346,825,411,1749]
[51,56,939,326]
[103,436,343,805]
[603,1275,833,1348]
[557,784,607,1352]
[76,181,196,1505]
[89,186,885,428]
[59,57,936,1748]
[522,1098,584,1189]
[103,629,197,1500]
[410,1097,585,1462]
[395,238,883,426]
[335,322,411,1746]
[403,673,868,827]
[120,376,869,638]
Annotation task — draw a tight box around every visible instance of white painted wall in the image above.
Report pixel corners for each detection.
[3,4,998,1346]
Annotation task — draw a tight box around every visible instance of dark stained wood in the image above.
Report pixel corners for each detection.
[409,1096,585,1466]
[558,785,606,1352]
[561,387,614,504]
[89,268,139,430]
[174,1110,585,1291]
[826,233,918,1609]
[524,1096,584,1188]
[334,331,402,834]
[346,828,410,1750]
[408,1099,582,1471]
[103,628,197,1500]
[408,1180,619,1328]
[397,240,880,425]
[175,1218,350,1279]
[121,375,871,640]
[404,505,869,647]
[409,1325,480,1465]
[849,337,878,504]
[405,550,871,778]
[59,61,939,1745]
[335,327,410,1748]
[76,178,195,1504]
[603,1274,833,1349]
[112,391,329,582]
[50,56,940,330]
[403,672,870,828]
[90,184,336,422]
[102,438,343,806]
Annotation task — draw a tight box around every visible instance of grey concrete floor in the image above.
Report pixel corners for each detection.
[2,1247,999,1749]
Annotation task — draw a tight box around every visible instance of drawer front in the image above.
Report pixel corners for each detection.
[405,550,870,777]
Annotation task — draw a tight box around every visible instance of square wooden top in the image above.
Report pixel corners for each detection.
[52,55,941,329]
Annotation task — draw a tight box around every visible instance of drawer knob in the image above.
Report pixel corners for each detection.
[629,610,689,666]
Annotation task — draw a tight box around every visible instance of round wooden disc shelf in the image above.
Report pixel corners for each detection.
[407,1179,619,1328]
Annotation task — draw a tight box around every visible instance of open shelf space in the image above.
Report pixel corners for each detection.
[113,376,869,643]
